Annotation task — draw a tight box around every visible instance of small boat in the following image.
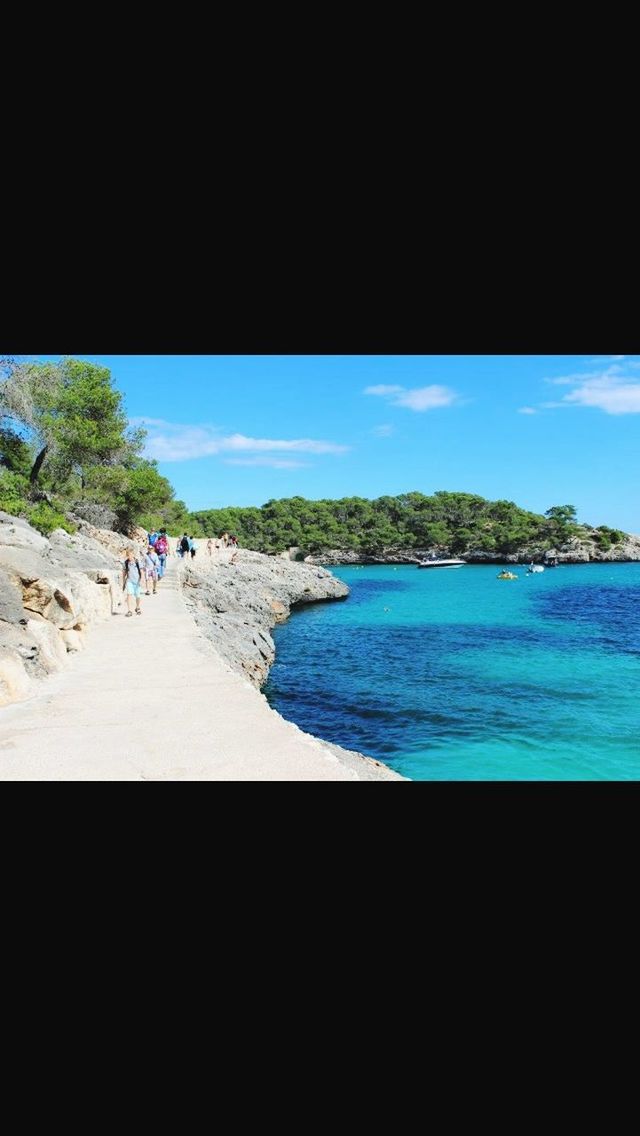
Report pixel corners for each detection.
[417,558,466,569]
[527,564,545,574]
[497,571,518,580]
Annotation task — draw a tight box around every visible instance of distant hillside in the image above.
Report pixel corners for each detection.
[192,492,634,561]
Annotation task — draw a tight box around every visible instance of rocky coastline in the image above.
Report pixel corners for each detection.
[0,513,402,779]
[304,530,640,567]
[179,548,349,688]
[0,510,348,703]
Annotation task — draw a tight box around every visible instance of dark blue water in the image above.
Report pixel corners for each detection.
[264,563,640,780]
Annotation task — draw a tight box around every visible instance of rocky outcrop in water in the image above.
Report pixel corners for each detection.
[180,549,349,688]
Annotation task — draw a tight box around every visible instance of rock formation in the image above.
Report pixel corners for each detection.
[0,513,351,708]
[305,530,640,566]
[0,511,140,707]
[180,549,349,687]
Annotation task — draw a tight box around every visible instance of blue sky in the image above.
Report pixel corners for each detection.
[24,354,640,531]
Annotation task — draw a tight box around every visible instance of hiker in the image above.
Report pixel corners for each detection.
[189,536,197,559]
[122,548,143,616]
[207,538,213,556]
[144,546,160,594]
[148,529,159,548]
[179,533,190,558]
[155,529,169,577]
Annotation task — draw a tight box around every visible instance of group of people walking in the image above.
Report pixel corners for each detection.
[121,529,169,617]
[205,532,238,554]
[177,534,198,559]
[121,528,240,617]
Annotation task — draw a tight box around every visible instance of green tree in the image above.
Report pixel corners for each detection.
[111,460,175,535]
[0,357,134,489]
[544,504,580,546]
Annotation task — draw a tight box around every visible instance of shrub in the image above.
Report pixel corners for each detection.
[26,502,76,536]
[0,469,30,517]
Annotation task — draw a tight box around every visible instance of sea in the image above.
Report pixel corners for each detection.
[264,562,640,780]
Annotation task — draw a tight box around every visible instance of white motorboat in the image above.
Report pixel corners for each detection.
[417,558,466,569]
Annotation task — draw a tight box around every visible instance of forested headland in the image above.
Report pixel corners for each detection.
[1,357,628,558]
[192,496,627,558]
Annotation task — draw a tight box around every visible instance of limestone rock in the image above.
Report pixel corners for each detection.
[180,549,348,689]
[0,545,51,584]
[21,579,78,629]
[0,650,31,707]
[0,512,48,553]
[60,630,84,652]
[63,571,113,627]
[47,528,118,573]
[71,520,132,560]
[0,623,40,666]
[27,619,69,671]
[0,511,133,707]
[68,502,118,529]
[0,570,27,626]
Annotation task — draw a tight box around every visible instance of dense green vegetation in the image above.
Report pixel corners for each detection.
[193,493,618,557]
[0,357,203,537]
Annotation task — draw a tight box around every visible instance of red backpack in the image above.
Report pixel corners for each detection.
[156,536,168,554]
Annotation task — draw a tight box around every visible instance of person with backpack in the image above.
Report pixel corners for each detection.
[155,529,169,577]
[122,548,143,616]
[144,545,160,594]
[180,533,190,558]
[148,530,159,547]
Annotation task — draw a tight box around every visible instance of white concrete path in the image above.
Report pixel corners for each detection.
[0,557,383,781]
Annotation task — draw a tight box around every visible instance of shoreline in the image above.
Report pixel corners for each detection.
[176,548,405,780]
[0,524,403,780]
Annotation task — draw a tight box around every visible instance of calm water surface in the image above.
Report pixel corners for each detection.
[264,563,640,780]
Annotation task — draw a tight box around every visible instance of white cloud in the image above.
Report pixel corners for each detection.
[586,355,625,364]
[130,418,349,462]
[394,385,458,411]
[364,385,404,396]
[371,424,395,437]
[518,407,537,415]
[224,458,308,469]
[563,376,640,414]
[540,360,640,415]
[221,433,347,454]
[546,365,624,386]
[364,383,459,412]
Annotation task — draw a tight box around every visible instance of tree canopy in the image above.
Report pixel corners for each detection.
[192,491,598,557]
[0,357,178,535]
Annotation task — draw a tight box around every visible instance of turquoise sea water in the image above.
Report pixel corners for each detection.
[264,563,640,780]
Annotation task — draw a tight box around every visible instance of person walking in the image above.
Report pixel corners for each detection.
[122,548,143,616]
[155,529,169,577]
[189,536,197,559]
[144,546,160,594]
[207,538,213,557]
[179,533,190,558]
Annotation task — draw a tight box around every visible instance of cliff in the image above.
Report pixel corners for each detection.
[180,548,349,687]
[0,511,147,707]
